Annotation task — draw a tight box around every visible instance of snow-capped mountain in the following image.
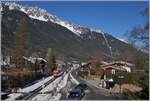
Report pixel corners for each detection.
[2,2,103,37]
[2,2,145,61]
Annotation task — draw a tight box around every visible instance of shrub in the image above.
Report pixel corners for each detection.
[78,70,88,78]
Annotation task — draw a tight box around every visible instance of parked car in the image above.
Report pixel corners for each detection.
[75,83,87,90]
[68,88,85,100]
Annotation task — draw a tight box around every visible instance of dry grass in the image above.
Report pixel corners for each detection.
[112,84,142,93]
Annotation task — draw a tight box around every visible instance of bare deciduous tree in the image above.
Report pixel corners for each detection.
[127,7,149,52]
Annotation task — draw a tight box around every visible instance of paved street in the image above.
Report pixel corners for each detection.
[71,70,116,100]
[83,81,115,100]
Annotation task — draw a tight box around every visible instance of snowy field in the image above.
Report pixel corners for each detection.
[70,73,79,85]
[32,73,69,101]
[18,76,54,93]
[6,76,54,100]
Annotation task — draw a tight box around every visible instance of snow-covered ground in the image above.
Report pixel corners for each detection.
[18,76,54,93]
[70,73,79,85]
[58,73,69,90]
[40,76,62,93]
[32,73,70,101]
[50,93,62,100]
[6,76,54,100]
[32,93,62,101]
[6,93,22,101]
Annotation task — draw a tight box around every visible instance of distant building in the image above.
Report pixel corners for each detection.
[23,56,47,64]
[22,56,47,71]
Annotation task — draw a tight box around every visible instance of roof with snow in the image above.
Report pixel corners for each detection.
[23,56,47,64]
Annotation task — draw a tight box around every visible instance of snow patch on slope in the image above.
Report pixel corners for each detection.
[3,2,104,37]
[117,38,128,43]
[29,15,48,22]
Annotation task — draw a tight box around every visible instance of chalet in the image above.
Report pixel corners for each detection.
[22,56,47,64]
[22,56,47,72]
[101,61,133,73]
[100,61,133,88]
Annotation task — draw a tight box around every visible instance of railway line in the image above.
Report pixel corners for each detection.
[15,77,56,100]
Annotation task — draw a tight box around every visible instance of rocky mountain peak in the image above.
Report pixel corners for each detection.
[2,2,104,37]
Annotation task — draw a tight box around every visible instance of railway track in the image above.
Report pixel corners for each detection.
[14,68,70,100]
[15,77,56,100]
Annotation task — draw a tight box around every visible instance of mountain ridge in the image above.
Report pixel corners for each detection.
[1,2,145,61]
[1,2,109,37]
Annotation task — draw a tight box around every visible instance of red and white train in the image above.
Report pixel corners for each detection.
[53,70,64,77]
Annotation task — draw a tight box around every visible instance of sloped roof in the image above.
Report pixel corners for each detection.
[101,61,133,68]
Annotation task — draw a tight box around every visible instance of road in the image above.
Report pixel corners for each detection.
[83,82,115,100]
[71,69,116,100]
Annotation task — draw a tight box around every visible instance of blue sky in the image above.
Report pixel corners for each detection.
[14,1,148,41]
